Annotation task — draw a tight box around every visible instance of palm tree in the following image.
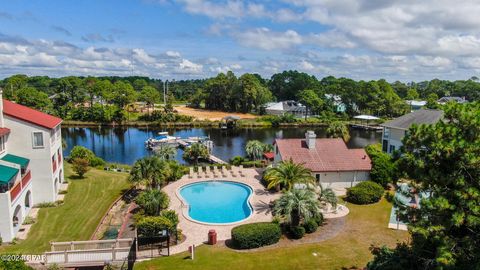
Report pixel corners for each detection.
[326,121,351,142]
[316,185,338,209]
[129,156,170,189]
[135,189,170,216]
[274,188,321,226]
[182,143,209,164]
[245,140,265,161]
[155,143,176,160]
[264,159,315,191]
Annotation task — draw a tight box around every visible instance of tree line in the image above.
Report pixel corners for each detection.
[1,72,479,122]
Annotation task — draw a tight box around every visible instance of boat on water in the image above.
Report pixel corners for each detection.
[145,132,179,148]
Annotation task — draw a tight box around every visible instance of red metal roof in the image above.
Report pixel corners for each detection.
[275,138,371,172]
[3,100,62,129]
[0,127,10,136]
[263,152,275,160]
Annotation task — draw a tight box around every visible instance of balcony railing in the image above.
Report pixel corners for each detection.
[10,170,31,202]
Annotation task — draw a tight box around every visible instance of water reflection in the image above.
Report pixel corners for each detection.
[62,127,381,165]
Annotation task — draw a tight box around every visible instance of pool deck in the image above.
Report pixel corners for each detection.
[163,167,280,255]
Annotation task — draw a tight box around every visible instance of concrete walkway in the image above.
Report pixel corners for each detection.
[163,167,280,255]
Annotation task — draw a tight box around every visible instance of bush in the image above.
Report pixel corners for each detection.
[346,181,384,205]
[366,144,396,187]
[35,202,58,208]
[72,158,90,178]
[137,216,174,237]
[230,156,245,166]
[231,222,281,249]
[241,160,264,168]
[68,146,106,167]
[290,226,306,239]
[303,219,318,233]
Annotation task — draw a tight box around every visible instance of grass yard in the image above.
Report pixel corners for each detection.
[0,164,130,254]
[135,198,408,270]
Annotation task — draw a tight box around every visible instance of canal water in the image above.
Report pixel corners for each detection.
[62,127,381,165]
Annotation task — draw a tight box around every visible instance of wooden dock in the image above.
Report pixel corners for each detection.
[208,154,227,164]
[153,138,227,164]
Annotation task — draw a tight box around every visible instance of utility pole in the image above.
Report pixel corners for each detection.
[163,80,168,105]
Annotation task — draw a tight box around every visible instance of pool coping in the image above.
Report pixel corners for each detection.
[175,180,255,226]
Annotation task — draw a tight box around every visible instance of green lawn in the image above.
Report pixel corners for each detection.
[0,164,130,254]
[135,198,408,270]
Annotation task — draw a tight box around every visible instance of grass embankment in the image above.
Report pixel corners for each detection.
[135,198,408,270]
[0,164,130,254]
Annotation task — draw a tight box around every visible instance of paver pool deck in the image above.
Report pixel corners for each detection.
[163,167,281,254]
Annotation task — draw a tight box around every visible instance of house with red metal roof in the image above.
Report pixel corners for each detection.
[0,90,64,243]
[274,131,372,194]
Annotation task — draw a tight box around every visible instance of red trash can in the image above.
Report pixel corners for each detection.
[208,230,217,245]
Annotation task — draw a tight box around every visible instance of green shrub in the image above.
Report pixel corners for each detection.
[303,219,318,233]
[23,216,36,225]
[137,216,174,237]
[346,181,384,205]
[231,222,281,249]
[241,160,264,168]
[366,144,396,187]
[91,156,106,167]
[35,202,57,208]
[230,156,245,166]
[313,213,324,225]
[290,226,306,239]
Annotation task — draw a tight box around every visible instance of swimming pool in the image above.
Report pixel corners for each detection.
[179,181,253,224]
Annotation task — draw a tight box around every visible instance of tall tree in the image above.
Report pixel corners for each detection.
[369,102,480,269]
[264,160,315,191]
[182,143,209,164]
[129,156,170,189]
[326,121,351,142]
[268,70,320,100]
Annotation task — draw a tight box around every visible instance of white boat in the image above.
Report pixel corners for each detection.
[145,132,178,147]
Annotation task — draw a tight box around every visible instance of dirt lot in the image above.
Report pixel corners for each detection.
[174,106,258,121]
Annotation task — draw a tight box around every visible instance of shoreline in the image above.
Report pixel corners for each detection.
[61,120,330,128]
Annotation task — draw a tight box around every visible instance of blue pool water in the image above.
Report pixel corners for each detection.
[179,181,253,224]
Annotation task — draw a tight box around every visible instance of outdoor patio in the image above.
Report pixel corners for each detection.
[163,166,281,254]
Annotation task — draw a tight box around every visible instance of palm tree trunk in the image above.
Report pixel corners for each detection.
[291,209,300,226]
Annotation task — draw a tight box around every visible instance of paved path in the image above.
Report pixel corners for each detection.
[163,167,280,254]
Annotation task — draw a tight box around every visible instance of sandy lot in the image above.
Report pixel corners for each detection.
[175,105,258,121]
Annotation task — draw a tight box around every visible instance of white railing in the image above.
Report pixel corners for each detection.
[50,238,133,251]
[45,247,130,265]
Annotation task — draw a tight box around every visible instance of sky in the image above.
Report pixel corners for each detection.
[1,0,480,81]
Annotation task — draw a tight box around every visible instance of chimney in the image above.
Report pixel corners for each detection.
[305,130,316,149]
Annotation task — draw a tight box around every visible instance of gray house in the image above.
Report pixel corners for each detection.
[381,110,443,154]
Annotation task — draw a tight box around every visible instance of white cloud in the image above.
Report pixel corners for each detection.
[178,58,203,73]
[234,28,303,50]
[132,48,156,63]
[165,50,181,58]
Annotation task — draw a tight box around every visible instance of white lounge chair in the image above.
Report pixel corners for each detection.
[239,165,246,178]
[213,167,220,178]
[230,166,238,177]
[221,166,228,177]
[189,167,194,179]
[197,167,203,178]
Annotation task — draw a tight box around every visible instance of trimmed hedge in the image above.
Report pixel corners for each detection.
[290,226,306,239]
[231,222,281,249]
[303,219,319,234]
[346,181,384,205]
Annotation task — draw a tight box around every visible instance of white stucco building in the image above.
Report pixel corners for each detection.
[0,93,63,243]
[380,109,443,154]
[274,131,371,194]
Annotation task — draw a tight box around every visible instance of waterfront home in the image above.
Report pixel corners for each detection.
[381,109,443,154]
[437,96,468,105]
[264,100,307,117]
[0,91,64,242]
[405,100,427,111]
[324,94,347,113]
[274,131,371,194]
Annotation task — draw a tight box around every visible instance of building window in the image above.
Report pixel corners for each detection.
[315,174,320,183]
[382,140,388,152]
[383,128,390,139]
[389,145,396,153]
[33,132,44,148]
